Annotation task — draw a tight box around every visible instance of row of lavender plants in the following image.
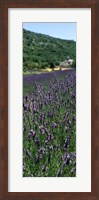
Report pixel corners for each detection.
[23,70,76,177]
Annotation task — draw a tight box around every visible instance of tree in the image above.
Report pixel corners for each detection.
[66,55,70,61]
[71,60,76,68]
[49,62,55,71]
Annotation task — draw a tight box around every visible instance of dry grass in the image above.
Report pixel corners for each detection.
[23,66,72,75]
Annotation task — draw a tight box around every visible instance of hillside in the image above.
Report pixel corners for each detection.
[23,29,76,72]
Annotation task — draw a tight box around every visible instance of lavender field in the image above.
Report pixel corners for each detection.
[23,69,76,177]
